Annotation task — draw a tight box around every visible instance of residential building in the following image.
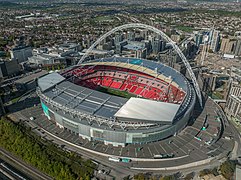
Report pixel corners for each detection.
[127,31,135,41]
[152,40,162,54]
[225,81,241,121]
[135,48,147,59]
[209,30,220,52]
[0,60,20,78]
[235,38,241,56]
[10,46,33,63]
[220,37,237,54]
[195,33,203,47]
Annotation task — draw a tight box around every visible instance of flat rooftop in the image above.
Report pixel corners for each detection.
[15,70,48,84]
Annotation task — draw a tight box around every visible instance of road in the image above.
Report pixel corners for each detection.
[8,93,240,179]
[13,111,139,179]
[0,157,29,180]
[0,147,52,180]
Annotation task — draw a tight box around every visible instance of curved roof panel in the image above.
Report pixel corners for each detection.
[114,97,180,124]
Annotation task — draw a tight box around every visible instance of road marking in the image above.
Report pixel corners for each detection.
[83,141,88,146]
[119,147,123,156]
[73,138,79,144]
[172,141,187,155]
[153,145,159,154]
[158,143,167,153]
[65,133,72,140]
[147,147,152,157]
[105,145,109,152]
[93,144,100,150]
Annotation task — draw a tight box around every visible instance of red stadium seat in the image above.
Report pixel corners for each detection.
[67,65,186,104]
[135,87,144,95]
[129,86,137,93]
[110,81,122,89]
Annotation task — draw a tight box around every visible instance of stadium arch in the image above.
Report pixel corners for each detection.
[77,23,202,107]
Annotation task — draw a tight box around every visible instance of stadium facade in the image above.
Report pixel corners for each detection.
[37,57,196,147]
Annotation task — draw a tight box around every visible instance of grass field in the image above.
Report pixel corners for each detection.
[97,86,136,99]
[175,25,194,33]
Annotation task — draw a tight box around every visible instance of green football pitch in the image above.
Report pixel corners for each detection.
[97,86,136,99]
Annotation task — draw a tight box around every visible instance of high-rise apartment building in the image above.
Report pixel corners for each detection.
[220,37,237,54]
[152,40,162,54]
[209,30,220,52]
[195,33,203,47]
[10,46,33,63]
[235,39,241,56]
[127,31,135,41]
[225,82,241,121]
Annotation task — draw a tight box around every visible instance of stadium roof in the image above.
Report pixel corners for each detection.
[41,80,128,119]
[114,97,180,124]
[38,72,65,92]
[39,77,179,124]
[38,57,192,124]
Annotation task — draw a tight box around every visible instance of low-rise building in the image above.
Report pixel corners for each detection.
[0,60,20,78]
[15,70,48,91]
[28,53,66,67]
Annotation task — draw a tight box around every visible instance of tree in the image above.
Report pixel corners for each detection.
[123,175,130,180]
[0,117,95,179]
[199,169,211,177]
[211,167,219,176]
[184,172,194,180]
[220,160,235,180]
[134,173,146,180]
[208,49,213,53]
[160,175,175,180]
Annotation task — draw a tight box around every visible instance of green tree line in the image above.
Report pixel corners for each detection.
[0,117,96,180]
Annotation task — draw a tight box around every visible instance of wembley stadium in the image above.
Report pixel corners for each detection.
[37,56,196,147]
[36,23,203,147]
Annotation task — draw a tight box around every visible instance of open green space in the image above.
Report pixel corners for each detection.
[175,25,194,33]
[229,117,241,135]
[210,91,224,99]
[97,86,136,99]
[0,117,95,180]
[11,97,21,104]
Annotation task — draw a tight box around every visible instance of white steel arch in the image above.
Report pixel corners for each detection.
[78,23,202,107]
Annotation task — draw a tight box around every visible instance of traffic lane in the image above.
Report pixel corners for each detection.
[0,161,27,180]
[0,148,52,180]
[0,171,10,180]
[17,113,138,178]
